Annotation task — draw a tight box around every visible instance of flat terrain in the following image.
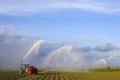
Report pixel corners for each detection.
[1,68,120,80]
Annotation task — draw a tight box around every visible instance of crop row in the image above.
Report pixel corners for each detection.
[38,71,120,80]
[0,71,28,80]
[1,71,120,80]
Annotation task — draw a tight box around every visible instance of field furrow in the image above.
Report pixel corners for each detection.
[1,69,120,80]
[39,72,49,80]
[61,74,69,80]
[18,75,40,80]
[53,73,56,80]
[49,73,54,80]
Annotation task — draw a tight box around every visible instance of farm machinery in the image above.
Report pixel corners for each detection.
[19,40,43,75]
[19,64,38,74]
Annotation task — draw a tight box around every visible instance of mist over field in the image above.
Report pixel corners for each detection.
[0,27,120,70]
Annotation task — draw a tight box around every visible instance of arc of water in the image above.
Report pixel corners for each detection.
[22,40,44,62]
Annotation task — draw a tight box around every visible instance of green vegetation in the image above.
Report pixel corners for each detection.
[1,68,120,80]
[0,71,28,80]
[90,67,120,72]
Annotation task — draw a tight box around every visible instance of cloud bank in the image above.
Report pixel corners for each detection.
[1,26,120,70]
[0,0,120,15]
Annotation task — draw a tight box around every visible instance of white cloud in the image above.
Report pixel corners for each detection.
[95,42,114,52]
[0,0,120,15]
[0,25,16,35]
[115,42,120,49]
[1,25,120,70]
[0,25,40,70]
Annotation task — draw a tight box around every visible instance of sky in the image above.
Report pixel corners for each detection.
[0,0,120,70]
[0,0,120,42]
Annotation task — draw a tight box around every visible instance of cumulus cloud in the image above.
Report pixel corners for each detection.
[115,42,120,49]
[95,43,114,52]
[0,25,16,35]
[0,0,120,15]
[94,42,120,52]
[0,26,40,70]
[1,25,120,70]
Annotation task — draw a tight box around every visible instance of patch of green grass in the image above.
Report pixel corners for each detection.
[0,71,28,80]
[90,67,120,72]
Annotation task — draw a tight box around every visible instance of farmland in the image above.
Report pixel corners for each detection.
[1,68,120,80]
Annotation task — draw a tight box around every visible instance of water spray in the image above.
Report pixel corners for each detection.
[22,40,44,64]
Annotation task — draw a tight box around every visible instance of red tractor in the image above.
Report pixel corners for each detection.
[19,64,38,75]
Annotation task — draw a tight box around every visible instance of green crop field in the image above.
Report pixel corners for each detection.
[1,68,120,80]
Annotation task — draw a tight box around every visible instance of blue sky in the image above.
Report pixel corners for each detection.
[0,10,120,42]
[0,0,120,42]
